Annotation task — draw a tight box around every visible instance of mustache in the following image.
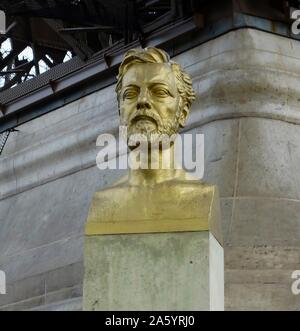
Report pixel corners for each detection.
[129,109,162,128]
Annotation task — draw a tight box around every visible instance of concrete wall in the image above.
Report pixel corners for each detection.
[0,28,300,310]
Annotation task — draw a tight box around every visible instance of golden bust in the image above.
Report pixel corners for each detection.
[86,47,221,242]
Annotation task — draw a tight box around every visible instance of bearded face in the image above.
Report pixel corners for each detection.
[119,63,185,145]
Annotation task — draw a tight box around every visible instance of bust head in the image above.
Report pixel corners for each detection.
[116,47,195,141]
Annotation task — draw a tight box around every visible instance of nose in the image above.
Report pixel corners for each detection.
[137,88,151,110]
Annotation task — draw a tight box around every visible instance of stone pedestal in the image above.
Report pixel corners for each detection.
[83,183,224,311]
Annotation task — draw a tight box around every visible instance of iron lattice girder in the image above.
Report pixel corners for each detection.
[41,17,94,60]
[0,0,298,130]
[0,0,184,92]
[0,43,27,71]
[0,15,198,133]
[0,60,34,92]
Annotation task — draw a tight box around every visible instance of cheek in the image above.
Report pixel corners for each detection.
[160,98,180,116]
[120,102,131,116]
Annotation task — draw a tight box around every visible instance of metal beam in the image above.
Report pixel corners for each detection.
[23,0,94,60]
[0,44,27,70]
[42,18,94,60]
[32,43,40,75]
[2,1,298,133]
[0,61,34,93]
[41,54,55,68]
[0,69,27,74]
[59,26,122,34]
[0,16,199,132]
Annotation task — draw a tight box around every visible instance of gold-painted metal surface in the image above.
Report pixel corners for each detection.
[86,183,213,233]
[86,47,222,244]
[116,47,195,141]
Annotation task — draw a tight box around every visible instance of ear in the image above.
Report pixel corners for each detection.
[178,103,189,128]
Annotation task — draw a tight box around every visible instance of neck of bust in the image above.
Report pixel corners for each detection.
[127,140,185,186]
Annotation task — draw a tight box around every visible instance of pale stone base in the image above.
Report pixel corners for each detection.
[83,231,224,311]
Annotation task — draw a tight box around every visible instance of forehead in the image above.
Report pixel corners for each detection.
[122,63,176,87]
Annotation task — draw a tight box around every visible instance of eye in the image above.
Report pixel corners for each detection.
[123,89,138,100]
[152,87,170,98]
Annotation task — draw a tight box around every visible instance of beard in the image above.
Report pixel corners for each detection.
[125,108,180,146]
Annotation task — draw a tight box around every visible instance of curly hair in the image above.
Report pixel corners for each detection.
[115,47,196,123]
